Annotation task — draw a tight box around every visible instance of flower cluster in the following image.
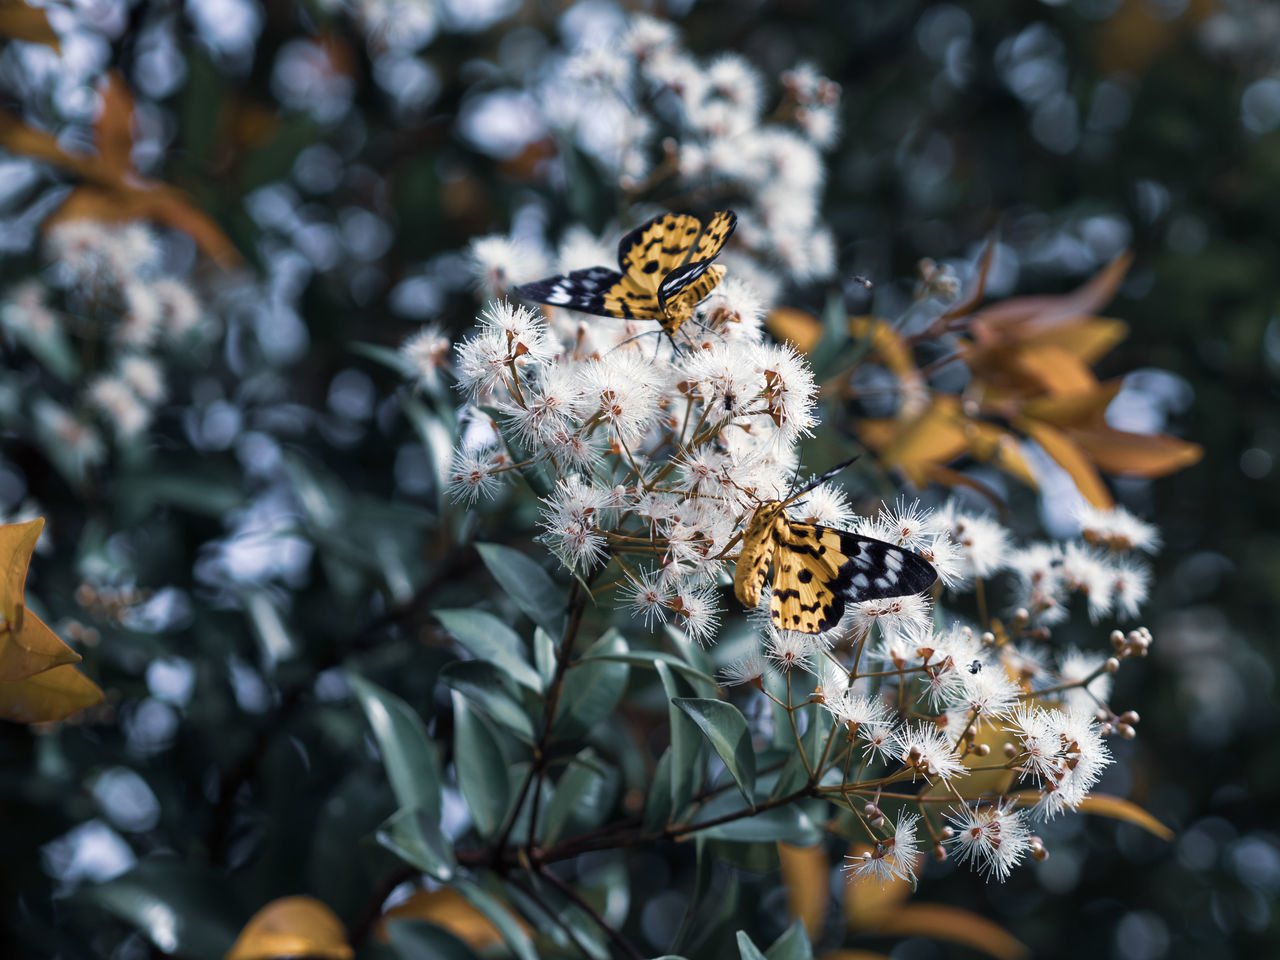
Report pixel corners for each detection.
[1,220,208,484]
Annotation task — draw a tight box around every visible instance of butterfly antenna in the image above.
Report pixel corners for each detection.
[781,454,863,508]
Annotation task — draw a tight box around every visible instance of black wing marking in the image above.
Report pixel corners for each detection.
[512,266,623,316]
[829,530,938,602]
[657,211,738,309]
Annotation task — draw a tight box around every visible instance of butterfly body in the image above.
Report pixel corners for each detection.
[733,501,938,635]
[514,211,736,339]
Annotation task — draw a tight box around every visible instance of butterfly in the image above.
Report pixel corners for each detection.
[513,210,737,339]
[732,466,937,635]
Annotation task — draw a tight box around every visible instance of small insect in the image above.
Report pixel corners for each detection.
[513,210,737,340]
[968,660,982,674]
[732,459,937,635]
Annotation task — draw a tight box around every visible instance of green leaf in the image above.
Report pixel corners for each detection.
[451,691,510,838]
[475,542,565,636]
[673,697,756,807]
[772,703,827,799]
[533,626,557,688]
[349,340,415,377]
[387,919,482,960]
[539,749,618,845]
[642,748,675,835]
[737,930,770,960]
[452,878,538,960]
[655,661,702,818]
[439,659,536,742]
[554,631,630,739]
[376,807,455,881]
[708,839,781,873]
[348,673,442,818]
[580,650,717,687]
[766,919,815,960]
[434,609,542,691]
[78,860,239,960]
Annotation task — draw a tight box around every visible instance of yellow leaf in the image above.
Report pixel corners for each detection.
[848,317,919,379]
[0,663,103,724]
[0,1,60,49]
[1022,317,1128,366]
[859,396,970,488]
[843,843,914,929]
[224,896,353,960]
[1076,794,1175,842]
[1068,426,1204,478]
[779,842,830,938]
[1022,379,1123,427]
[0,606,81,683]
[1012,345,1099,397]
[962,421,1037,488]
[375,888,516,950]
[869,903,1030,960]
[768,307,823,354]
[924,719,1018,801]
[1017,417,1113,508]
[0,516,44,623]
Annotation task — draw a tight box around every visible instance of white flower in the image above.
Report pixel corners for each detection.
[763,626,815,672]
[944,801,1031,881]
[696,276,766,343]
[34,399,105,476]
[87,376,151,438]
[1107,556,1152,620]
[1031,709,1113,820]
[893,720,966,783]
[858,720,896,764]
[871,498,939,552]
[151,278,202,336]
[937,502,1012,582]
[845,813,921,886]
[1074,503,1161,554]
[788,483,853,528]
[446,447,506,505]
[1052,647,1113,717]
[469,235,548,300]
[1007,543,1068,625]
[750,341,816,440]
[719,652,768,687]
[845,592,932,641]
[118,355,166,405]
[576,351,664,445]
[823,690,886,728]
[949,665,1020,728]
[400,323,452,390]
[117,283,163,347]
[670,583,720,644]
[1059,543,1115,622]
[621,568,672,629]
[455,300,557,398]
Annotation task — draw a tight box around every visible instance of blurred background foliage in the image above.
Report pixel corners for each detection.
[1,0,1277,959]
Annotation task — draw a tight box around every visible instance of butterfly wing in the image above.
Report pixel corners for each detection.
[769,520,937,634]
[655,211,737,335]
[513,266,624,316]
[732,502,782,611]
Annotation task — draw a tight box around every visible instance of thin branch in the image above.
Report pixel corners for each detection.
[537,867,645,960]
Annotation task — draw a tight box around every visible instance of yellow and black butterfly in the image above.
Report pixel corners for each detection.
[513,210,737,339]
[732,464,937,635]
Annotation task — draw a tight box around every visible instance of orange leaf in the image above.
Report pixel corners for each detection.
[1068,426,1203,478]
[1076,794,1175,841]
[375,888,508,950]
[1017,417,1113,508]
[0,607,81,683]
[95,72,136,181]
[1,516,44,623]
[779,842,830,938]
[1012,345,1099,397]
[0,1,60,48]
[849,317,919,379]
[962,421,1037,488]
[1022,379,1122,427]
[224,896,353,960]
[843,843,915,929]
[859,396,970,488]
[0,662,103,724]
[1021,317,1128,366]
[869,903,1030,960]
[769,307,824,354]
[971,253,1132,344]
